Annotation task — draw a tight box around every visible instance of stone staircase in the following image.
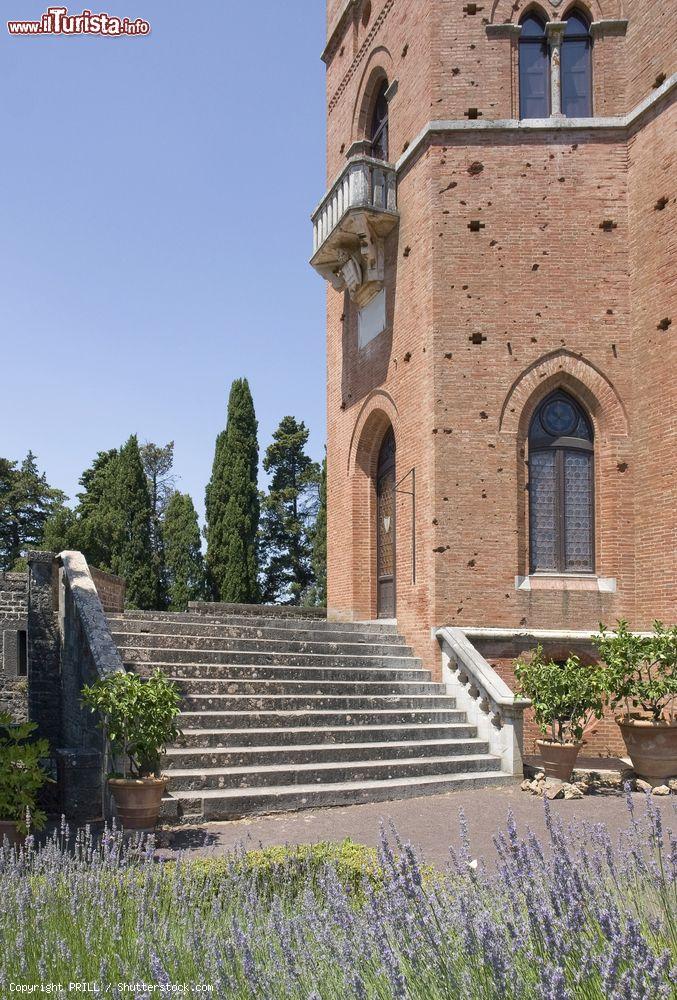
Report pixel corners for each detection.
[106,607,512,822]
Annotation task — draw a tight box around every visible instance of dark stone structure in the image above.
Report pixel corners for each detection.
[0,571,29,722]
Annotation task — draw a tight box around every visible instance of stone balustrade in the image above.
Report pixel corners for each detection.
[310,156,398,306]
[436,627,530,776]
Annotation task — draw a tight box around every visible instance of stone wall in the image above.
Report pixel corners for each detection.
[0,572,28,722]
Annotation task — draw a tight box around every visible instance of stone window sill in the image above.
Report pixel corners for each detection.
[515,574,617,593]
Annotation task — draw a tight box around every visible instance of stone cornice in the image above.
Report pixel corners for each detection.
[485,23,521,39]
[396,73,677,173]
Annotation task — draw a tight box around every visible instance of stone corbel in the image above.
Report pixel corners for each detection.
[546,21,567,117]
[591,19,628,38]
[485,23,521,40]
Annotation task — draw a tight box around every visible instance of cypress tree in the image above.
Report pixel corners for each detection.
[163,491,207,611]
[205,379,260,603]
[140,441,175,610]
[259,416,321,605]
[108,435,157,610]
[307,455,327,607]
[74,449,120,570]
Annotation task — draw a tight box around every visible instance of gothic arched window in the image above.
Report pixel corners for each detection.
[370,80,389,161]
[519,13,550,119]
[562,10,592,117]
[528,391,594,573]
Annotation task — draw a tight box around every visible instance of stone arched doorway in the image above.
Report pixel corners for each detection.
[376,427,396,617]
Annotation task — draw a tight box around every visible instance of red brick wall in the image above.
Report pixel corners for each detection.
[89,566,126,614]
[322,1,676,677]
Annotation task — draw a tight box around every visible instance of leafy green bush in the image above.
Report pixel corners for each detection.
[595,619,677,722]
[172,839,384,901]
[81,669,182,778]
[515,647,605,743]
[0,713,51,832]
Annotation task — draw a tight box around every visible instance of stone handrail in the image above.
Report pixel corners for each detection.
[312,155,397,254]
[59,551,125,678]
[436,626,530,776]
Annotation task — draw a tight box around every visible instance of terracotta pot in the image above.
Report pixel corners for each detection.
[0,820,25,848]
[108,777,167,830]
[536,740,582,781]
[617,717,677,781]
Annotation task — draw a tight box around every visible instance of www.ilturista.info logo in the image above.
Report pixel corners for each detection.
[7,7,150,35]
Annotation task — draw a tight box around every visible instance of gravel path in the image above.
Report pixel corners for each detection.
[159,784,677,867]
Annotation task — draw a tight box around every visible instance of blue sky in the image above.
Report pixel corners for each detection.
[1,1,327,520]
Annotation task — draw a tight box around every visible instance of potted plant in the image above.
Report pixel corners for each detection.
[82,669,182,830]
[515,648,605,781]
[595,620,677,782]
[0,713,51,846]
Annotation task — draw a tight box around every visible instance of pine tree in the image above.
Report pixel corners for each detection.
[306,454,327,607]
[205,379,260,603]
[140,441,175,609]
[163,491,206,611]
[41,505,78,554]
[259,417,321,605]
[0,453,65,570]
[108,435,158,610]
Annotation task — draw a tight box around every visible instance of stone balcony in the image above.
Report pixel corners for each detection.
[310,154,399,307]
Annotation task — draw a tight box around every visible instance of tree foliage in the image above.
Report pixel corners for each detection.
[163,491,207,611]
[595,620,677,723]
[259,416,321,605]
[305,454,327,607]
[0,452,66,570]
[205,379,260,603]
[140,441,175,610]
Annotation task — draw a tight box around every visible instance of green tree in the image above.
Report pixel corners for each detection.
[73,449,121,571]
[0,453,66,570]
[305,454,327,607]
[108,435,158,610]
[163,491,206,611]
[259,417,321,605]
[140,441,175,609]
[41,504,78,555]
[205,379,260,603]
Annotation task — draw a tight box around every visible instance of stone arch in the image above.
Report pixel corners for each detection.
[351,47,394,144]
[499,349,628,439]
[489,0,619,25]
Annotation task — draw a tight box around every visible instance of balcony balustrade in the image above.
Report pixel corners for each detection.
[310,155,399,306]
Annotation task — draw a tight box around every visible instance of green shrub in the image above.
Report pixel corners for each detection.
[81,669,182,778]
[173,839,384,900]
[0,713,51,833]
[595,619,677,722]
[515,647,605,743]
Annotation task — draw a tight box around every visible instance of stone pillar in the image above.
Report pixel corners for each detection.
[26,552,61,747]
[546,21,567,117]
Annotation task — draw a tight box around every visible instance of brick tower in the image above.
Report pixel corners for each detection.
[311,0,676,671]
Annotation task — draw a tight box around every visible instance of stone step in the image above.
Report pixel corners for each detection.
[178,693,455,713]
[110,610,400,635]
[123,649,421,669]
[164,677,445,697]
[189,601,328,620]
[178,721,477,748]
[164,736,489,769]
[107,618,407,645]
[177,708,467,729]
[164,753,498,791]
[111,631,411,657]
[161,770,512,821]
[132,661,431,683]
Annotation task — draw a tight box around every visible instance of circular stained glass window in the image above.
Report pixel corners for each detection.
[540,397,578,437]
